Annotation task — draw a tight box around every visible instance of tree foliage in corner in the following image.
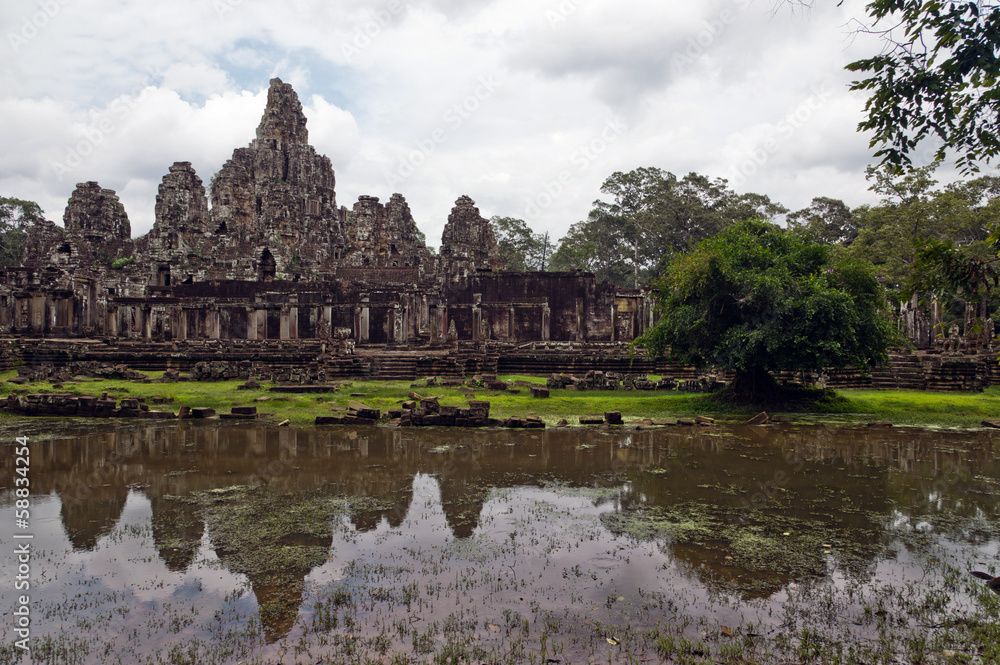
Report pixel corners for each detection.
[0,197,44,267]
[635,219,896,402]
[793,0,1000,171]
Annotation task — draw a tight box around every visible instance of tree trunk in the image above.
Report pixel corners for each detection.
[730,367,778,403]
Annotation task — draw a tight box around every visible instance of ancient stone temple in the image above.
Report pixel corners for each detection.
[0,78,653,376]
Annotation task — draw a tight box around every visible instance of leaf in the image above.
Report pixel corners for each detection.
[606,637,620,646]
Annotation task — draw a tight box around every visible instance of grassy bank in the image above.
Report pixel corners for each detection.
[2,370,1000,428]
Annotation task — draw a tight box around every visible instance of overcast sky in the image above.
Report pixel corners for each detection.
[0,0,964,247]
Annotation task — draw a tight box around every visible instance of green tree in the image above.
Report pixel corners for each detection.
[0,196,45,267]
[552,168,784,288]
[490,216,551,271]
[548,216,631,285]
[846,164,1000,293]
[787,197,857,245]
[635,219,895,403]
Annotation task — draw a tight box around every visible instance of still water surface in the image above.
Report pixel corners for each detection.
[1,421,999,663]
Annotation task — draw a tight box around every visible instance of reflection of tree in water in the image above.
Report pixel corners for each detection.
[601,425,1000,598]
[197,486,343,643]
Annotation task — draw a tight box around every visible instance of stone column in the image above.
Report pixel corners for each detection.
[575,298,585,342]
[279,308,290,340]
[429,305,440,345]
[611,304,618,342]
[289,307,298,339]
[257,310,267,340]
[142,307,152,340]
[508,305,516,342]
[387,306,397,344]
[108,307,119,338]
[359,297,370,344]
[541,303,551,342]
[472,294,482,343]
[208,308,221,340]
[245,308,257,340]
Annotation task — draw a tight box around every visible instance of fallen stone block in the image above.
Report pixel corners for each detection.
[746,411,769,425]
[580,416,604,425]
[231,406,258,416]
[139,410,177,419]
[604,411,623,425]
[190,407,216,418]
[530,386,550,398]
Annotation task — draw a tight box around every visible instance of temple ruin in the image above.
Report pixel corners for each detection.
[3,78,999,388]
[0,78,655,377]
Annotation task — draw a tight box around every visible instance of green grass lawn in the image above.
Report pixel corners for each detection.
[2,369,1000,428]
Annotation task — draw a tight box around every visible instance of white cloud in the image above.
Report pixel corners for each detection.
[0,0,978,248]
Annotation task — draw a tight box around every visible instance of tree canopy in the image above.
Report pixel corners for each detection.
[635,219,896,402]
[490,216,551,271]
[0,196,45,267]
[549,168,785,288]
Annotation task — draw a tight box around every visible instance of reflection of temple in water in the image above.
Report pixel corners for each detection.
[7,422,999,638]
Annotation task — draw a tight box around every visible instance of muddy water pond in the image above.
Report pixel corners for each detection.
[2,421,1000,664]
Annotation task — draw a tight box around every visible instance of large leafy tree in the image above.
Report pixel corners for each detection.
[635,219,895,402]
[550,168,785,288]
[0,197,45,267]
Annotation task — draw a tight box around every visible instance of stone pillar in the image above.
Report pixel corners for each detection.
[576,298,585,342]
[142,307,152,340]
[30,295,44,334]
[108,307,119,337]
[256,310,266,340]
[360,301,370,344]
[429,305,440,345]
[246,308,257,340]
[174,308,187,340]
[208,308,221,340]
[541,303,551,342]
[611,304,618,342]
[508,305,516,342]
[387,306,397,344]
[279,308,290,340]
[472,294,482,343]
[289,307,298,339]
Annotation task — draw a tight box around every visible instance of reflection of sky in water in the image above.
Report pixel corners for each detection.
[0,423,998,662]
